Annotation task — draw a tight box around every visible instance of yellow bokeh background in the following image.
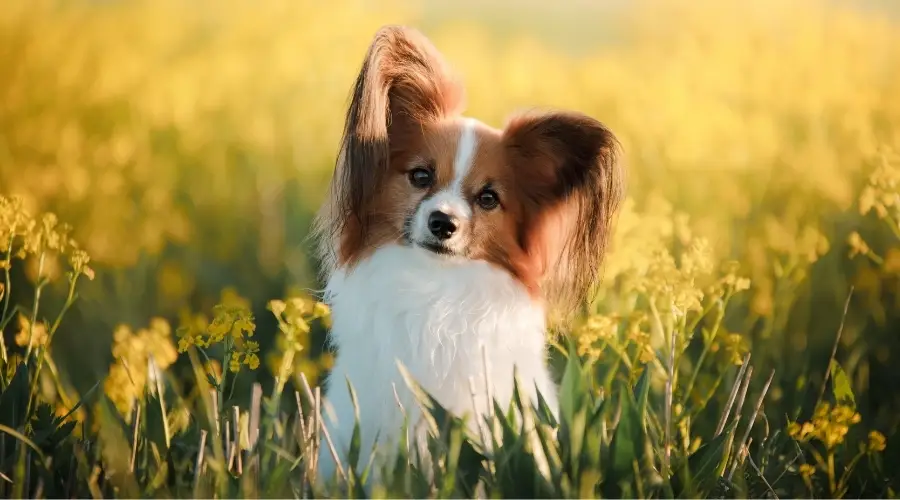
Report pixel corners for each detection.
[2,0,900,426]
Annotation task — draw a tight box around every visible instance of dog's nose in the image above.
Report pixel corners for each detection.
[428,211,457,240]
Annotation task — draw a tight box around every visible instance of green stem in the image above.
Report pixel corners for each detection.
[686,299,719,335]
[218,335,233,414]
[865,251,885,266]
[24,252,46,360]
[604,340,634,371]
[153,358,172,450]
[683,300,728,403]
[884,214,900,241]
[648,300,667,347]
[24,271,80,424]
[827,452,836,497]
[683,341,712,407]
[273,347,296,401]
[838,449,866,494]
[1,237,14,365]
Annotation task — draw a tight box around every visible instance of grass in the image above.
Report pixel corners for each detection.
[0,220,890,497]
[1,0,900,497]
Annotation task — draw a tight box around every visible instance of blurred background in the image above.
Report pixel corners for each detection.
[2,0,900,434]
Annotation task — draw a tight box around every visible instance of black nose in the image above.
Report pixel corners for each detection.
[428,211,457,240]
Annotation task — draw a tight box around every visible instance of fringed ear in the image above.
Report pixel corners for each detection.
[314,25,465,274]
[503,110,625,318]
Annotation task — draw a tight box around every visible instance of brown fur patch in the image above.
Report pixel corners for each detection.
[501,110,625,317]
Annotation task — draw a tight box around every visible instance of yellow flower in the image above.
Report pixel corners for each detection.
[313,301,331,319]
[267,294,333,383]
[799,463,817,479]
[800,422,815,439]
[859,149,900,220]
[868,431,887,452]
[790,403,863,450]
[68,248,94,281]
[847,232,871,258]
[268,299,287,317]
[245,353,260,370]
[823,423,850,449]
[14,314,49,349]
[577,314,618,345]
[229,354,243,373]
[104,318,177,420]
[722,333,748,366]
[176,290,256,354]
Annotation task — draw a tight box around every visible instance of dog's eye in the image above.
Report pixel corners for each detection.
[476,189,500,210]
[408,167,433,189]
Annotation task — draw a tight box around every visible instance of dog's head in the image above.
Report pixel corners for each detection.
[315,25,625,314]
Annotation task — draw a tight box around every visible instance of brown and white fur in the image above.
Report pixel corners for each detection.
[313,25,624,480]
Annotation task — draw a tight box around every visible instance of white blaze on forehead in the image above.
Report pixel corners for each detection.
[411,118,480,245]
[418,118,479,220]
[451,118,479,191]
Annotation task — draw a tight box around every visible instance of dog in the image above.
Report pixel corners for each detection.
[312,25,624,482]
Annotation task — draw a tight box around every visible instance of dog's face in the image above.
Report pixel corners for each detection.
[315,26,624,313]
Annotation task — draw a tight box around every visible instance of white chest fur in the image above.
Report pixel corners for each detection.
[317,244,558,477]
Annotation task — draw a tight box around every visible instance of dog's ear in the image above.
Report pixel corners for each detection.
[316,26,465,270]
[351,26,465,143]
[503,110,625,316]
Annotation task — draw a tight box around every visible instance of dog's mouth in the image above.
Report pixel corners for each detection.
[416,240,455,256]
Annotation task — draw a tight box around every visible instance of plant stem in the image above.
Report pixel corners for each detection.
[827,452,836,497]
[0,238,11,366]
[683,301,727,404]
[663,325,678,480]
[24,271,80,424]
[219,335,233,414]
[0,237,13,324]
[273,346,296,402]
[24,252,46,361]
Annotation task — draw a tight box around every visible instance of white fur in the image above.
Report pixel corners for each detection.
[317,243,558,480]
[451,117,479,189]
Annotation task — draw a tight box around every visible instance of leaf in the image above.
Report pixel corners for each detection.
[396,361,451,436]
[396,361,484,497]
[0,424,47,463]
[492,398,556,499]
[672,421,736,498]
[358,429,381,488]
[581,396,606,475]
[0,361,29,429]
[607,385,643,483]
[829,360,856,410]
[533,414,567,496]
[437,419,464,498]
[346,377,363,471]
[559,343,587,429]
[535,383,559,427]
[634,365,652,426]
[386,418,411,495]
[264,458,293,498]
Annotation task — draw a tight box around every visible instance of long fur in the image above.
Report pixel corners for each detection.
[503,110,625,320]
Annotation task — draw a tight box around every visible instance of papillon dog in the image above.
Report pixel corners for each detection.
[313,25,624,479]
